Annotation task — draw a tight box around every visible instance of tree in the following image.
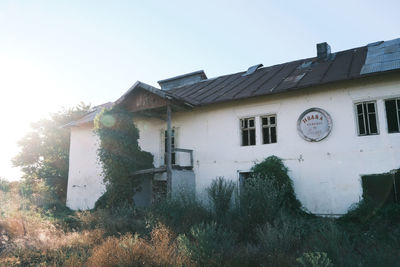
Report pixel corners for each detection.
[13,103,91,202]
[94,107,154,209]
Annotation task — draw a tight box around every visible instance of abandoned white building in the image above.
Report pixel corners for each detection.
[66,38,400,216]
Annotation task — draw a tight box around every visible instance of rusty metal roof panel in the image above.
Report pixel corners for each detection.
[164,38,400,107]
[253,60,302,96]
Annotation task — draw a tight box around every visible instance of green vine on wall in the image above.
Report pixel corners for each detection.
[94,107,154,209]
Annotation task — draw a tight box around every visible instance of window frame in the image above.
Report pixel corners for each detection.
[354,101,379,136]
[240,117,256,146]
[384,97,400,134]
[261,114,277,144]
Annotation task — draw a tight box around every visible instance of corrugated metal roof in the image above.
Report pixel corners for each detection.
[168,38,400,106]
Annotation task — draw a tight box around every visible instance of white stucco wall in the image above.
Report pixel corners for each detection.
[66,125,105,210]
[134,75,400,215]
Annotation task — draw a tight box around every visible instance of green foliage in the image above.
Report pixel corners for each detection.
[250,155,302,211]
[13,103,91,203]
[0,178,10,192]
[148,193,211,234]
[233,176,286,240]
[94,107,153,209]
[178,221,236,266]
[207,177,235,221]
[296,252,333,267]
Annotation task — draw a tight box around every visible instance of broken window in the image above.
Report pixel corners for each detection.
[164,129,175,165]
[240,117,256,146]
[261,115,277,144]
[362,170,400,205]
[355,101,379,136]
[385,98,400,133]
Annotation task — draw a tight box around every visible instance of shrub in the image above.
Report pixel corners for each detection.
[178,221,236,267]
[87,224,188,267]
[148,193,211,234]
[296,252,333,267]
[233,176,285,240]
[250,156,302,212]
[207,177,235,221]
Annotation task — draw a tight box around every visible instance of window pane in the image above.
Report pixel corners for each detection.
[249,129,256,145]
[367,102,375,113]
[369,113,378,134]
[271,127,277,143]
[244,119,248,128]
[249,119,254,128]
[385,100,399,133]
[358,114,366,135]
[262,117,268,125]
[270,116,276,125]
[357,104,363,115]
[242,130,249,146]
[263,127,270,144]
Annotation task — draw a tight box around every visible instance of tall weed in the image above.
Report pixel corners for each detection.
[207,177,235,221]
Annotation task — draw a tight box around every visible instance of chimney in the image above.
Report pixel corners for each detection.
[158,70,207,90]
[316,42,331,60]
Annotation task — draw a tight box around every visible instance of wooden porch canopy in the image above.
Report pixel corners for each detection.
[114,81,194,194]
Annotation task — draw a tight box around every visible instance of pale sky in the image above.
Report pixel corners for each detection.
[0,0,399,180]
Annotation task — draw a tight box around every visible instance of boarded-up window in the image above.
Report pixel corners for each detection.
[362,170,400,205]
[385,98,400,133]
[355,101,379,136]
[261,115,277,144]
[240,117,256,146]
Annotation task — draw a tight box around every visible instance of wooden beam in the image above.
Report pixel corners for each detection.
[166,103,172,196]
[131,166,167,176]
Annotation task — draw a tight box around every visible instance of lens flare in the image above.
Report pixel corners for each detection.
[100,114,116,127]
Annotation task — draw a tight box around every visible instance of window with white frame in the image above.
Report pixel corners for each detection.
[355,101,379,135]
[163,129,176,165]
[240,117,256,146]
[261,115,277,144]
[385,98,400,133]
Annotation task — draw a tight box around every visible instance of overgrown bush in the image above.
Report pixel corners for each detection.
[178,221,236,267]
[233,176,286,240]
[94,107,154,209]
[250,155,302,212]
[87,224,188,267]
[148,193,211,234]
[207,177,235,222]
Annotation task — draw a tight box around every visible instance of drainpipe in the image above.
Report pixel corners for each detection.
[166,103,172,196]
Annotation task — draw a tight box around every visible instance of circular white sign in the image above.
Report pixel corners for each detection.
[297,108,332,142]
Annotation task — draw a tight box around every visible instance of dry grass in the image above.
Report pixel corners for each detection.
[87,224,191,267]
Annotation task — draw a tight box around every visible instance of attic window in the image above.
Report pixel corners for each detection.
[385,98,400,133]
[240,117,256,146]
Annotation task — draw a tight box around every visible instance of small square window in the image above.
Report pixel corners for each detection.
[355,101,379,136]
[240,118,256,146]
[261,115,277,144]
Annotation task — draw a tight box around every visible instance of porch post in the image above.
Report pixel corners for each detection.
[166,103,172,196]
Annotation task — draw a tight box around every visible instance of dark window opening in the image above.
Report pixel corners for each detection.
[262,115,277,144]
[355,102,378,136]
[362,170,400,206]
[164,129,175,165]
[385,99,400,133]
[239,171,252,193]
[240,118,256,146]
